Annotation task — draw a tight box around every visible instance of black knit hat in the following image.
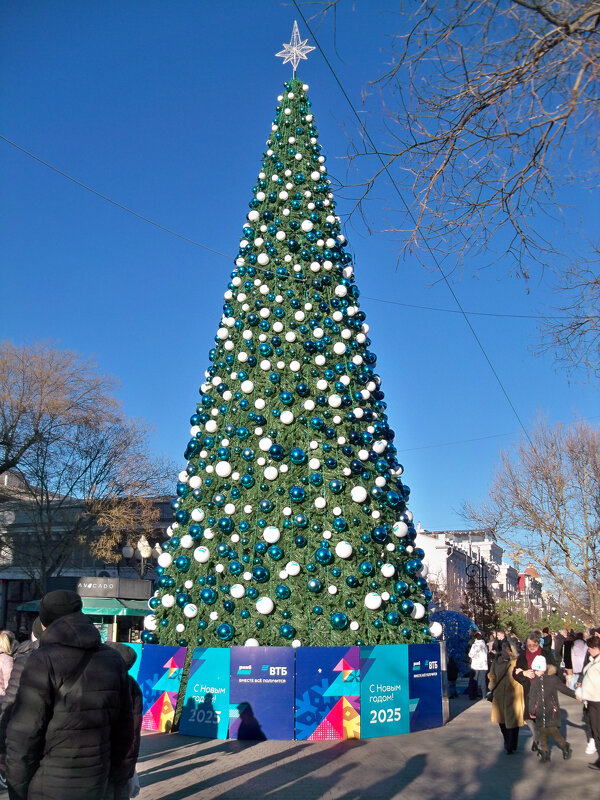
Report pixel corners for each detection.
[39,590,82,627]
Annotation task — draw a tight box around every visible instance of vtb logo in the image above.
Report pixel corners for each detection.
[261,664,287,676]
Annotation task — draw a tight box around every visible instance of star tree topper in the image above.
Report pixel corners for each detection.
[276,20,315,73]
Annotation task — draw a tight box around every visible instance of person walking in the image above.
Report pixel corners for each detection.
[576,634,600,770]
[529,655,575,763]
[5,590,135,800]
[468,631,490,700]
[0,618,43,790]
[0,633,14,696]
[513,630,556,752]
[488,642,524,754]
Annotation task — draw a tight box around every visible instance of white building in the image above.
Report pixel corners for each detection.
[415,527,519,608]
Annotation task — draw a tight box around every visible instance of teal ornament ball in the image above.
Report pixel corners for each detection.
[401,599,414,615]
[331,612,348,630]
[279,624,295,639]
[217,623,234,641]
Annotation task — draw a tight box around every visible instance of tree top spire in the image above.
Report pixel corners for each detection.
[276,20,315,75]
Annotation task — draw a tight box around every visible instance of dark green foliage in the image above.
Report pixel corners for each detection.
[149,77,432,649]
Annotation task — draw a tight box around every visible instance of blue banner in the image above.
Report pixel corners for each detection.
[408,643,443,731]
[295,646,360,740]
[359,644,410,738]
[178,647,230,739]
[228,647,295,740]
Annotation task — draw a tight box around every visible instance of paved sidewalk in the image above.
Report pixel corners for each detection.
[135,694,599,800]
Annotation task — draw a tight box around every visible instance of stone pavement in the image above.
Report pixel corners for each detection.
[0,693,596,799]
[135,693,599,800]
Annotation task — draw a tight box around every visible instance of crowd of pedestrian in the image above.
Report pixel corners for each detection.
[460,624,600,769]
[0,590,143,799]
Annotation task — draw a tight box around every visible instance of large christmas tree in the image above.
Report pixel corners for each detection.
[147,24,433,649]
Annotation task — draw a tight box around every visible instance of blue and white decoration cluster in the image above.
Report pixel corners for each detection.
[146,77,439,649]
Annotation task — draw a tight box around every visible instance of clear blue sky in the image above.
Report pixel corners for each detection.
[1,1,597,535]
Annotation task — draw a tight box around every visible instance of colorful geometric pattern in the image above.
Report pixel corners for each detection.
[138,645,186,732]
[295,647,360,740]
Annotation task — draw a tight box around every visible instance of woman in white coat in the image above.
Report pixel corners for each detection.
[469,631,490,700]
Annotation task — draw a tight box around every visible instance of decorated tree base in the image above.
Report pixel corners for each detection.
[172,641,445,740]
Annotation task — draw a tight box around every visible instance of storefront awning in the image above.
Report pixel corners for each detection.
[17,597,149,617]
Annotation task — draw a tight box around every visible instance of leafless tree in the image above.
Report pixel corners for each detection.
[0,341,174,592]
[463,418,600,623]
[310,0,600,373]
[0,341,118,475]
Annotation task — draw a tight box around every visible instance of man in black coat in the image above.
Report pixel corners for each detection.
[5,590,135,800]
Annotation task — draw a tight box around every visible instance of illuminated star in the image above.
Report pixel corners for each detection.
[276,20,315,74]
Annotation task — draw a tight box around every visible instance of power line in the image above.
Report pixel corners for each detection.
[0,133,565,324]
[292,0,535,450]
[360,294,560,320]
[0,134,231,260]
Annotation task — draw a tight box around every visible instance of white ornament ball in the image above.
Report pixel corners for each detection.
[240,380,254,394]
[430,621,443,638]
[335,541,353,559]
[191,508,205,522]
[286,561,301,576]
[256,597,275,615]
[244,638,259,647]
[381,563,396,578]
[393,521,409,538]
[350,486,368,504]
[280,410,294,425]
[183,603,198,619]
[189,476,202,489]
[157,552,173,568]
[193,546,211,563]
[144,614,157,631]
[180,534,193,549]
[364,592,382,611]
[215,461,232,478]
[230,584,246,599]
[264,466,278,481]
[328,394,342,408]
[292,639,302,648]
[263,526,281,544]
[175,623,185,634]
[411,602,426,620]
[161,594,175,609]
[333,342,347,355]
[184,580,193,589]
[259,437,272,451]
[257,252,270,265]
[350,621,359,631]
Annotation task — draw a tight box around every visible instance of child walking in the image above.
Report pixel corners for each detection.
[529,655,576,762]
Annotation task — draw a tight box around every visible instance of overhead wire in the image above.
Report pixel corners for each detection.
[0,133,564,322]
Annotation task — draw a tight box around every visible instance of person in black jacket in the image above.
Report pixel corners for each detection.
[105,643,143,799]
[529,655,576,762]
[5,590,135,800]
[0,617,43,789]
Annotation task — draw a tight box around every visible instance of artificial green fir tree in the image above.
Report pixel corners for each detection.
[146,27,434,649]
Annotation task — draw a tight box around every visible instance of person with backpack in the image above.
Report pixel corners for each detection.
[5,590,135,800]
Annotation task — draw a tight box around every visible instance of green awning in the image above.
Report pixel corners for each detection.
[17,597,149,617]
